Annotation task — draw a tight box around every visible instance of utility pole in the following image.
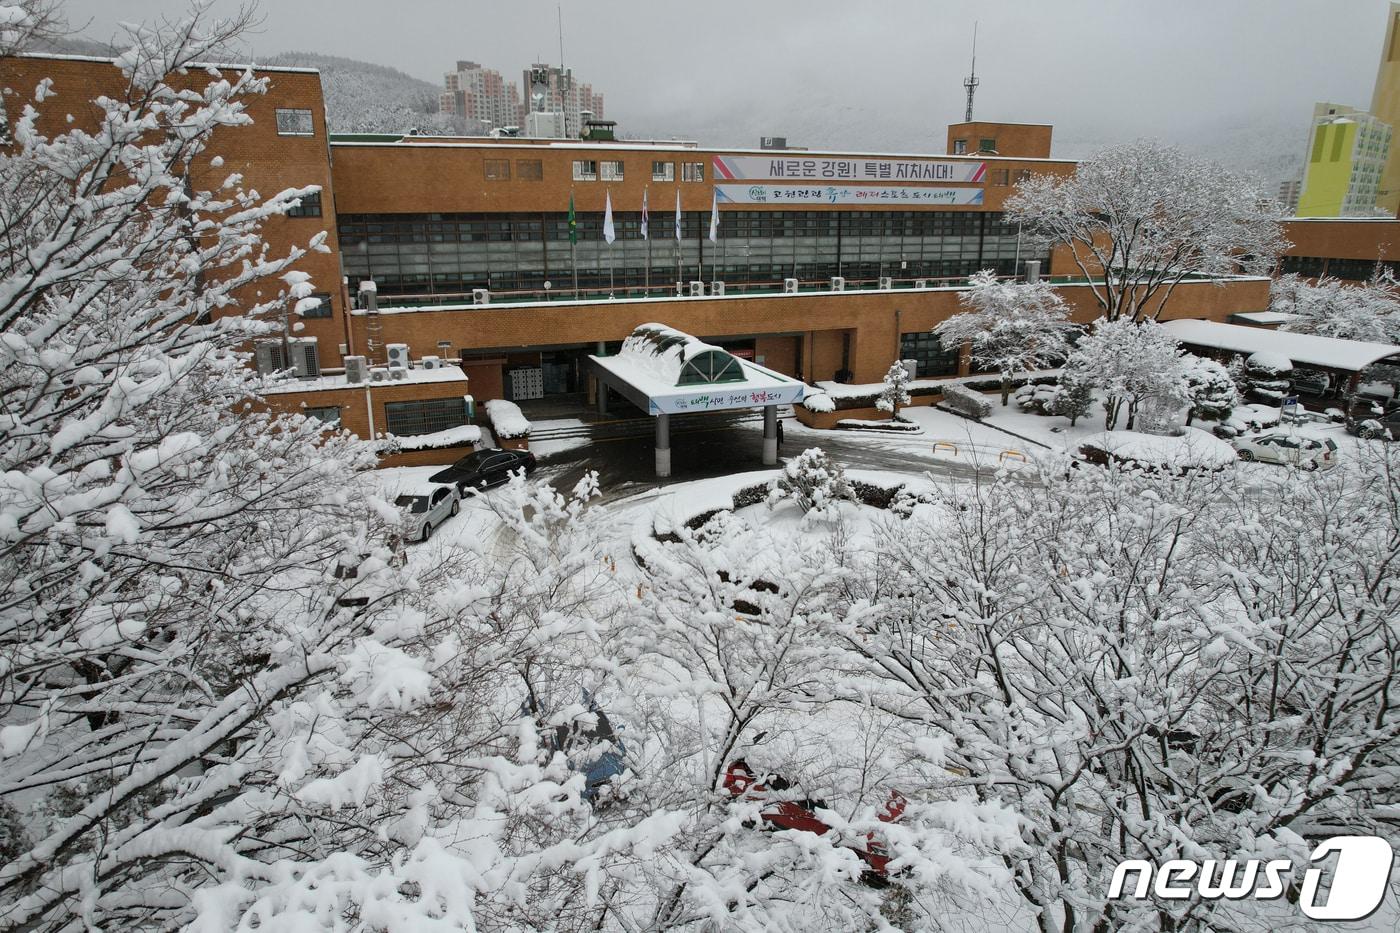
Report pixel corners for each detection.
[963,22,979,124]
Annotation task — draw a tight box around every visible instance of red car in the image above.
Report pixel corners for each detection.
[722,759,907,883]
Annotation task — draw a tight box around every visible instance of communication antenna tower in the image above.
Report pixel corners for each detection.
[963,22,979,123]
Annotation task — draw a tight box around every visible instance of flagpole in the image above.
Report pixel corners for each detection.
[675,187,682,295]
[569,188,579,299]
[644,186,652,295]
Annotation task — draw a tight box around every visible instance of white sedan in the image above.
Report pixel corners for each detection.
[394,484,461,542]
[1232,432,1339,471]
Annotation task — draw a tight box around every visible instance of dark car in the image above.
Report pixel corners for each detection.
[1345,397,1400,440]
[429,447,537,492]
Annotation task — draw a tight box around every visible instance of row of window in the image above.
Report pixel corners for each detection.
[275,108,315,136]
[383,397,469,436]
[570,160,706,183]
[1278,255,1399,282]
[338,210,1024,244]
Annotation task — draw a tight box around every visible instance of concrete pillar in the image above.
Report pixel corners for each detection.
[594,341,608,417]
[762,404,778,466]
[655,413,671,478]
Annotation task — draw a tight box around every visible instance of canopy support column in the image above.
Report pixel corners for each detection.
[762,404,778,466]
[595,341,609,417]
[655,413,671,478]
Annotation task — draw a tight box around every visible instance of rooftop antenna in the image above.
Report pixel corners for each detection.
[963,21,979,123]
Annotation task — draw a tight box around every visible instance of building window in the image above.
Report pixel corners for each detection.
[572,159,598,181]
[485,159,511,180]
[384,396,468,436]
[652,160,674,181]
[952,139,968,155]
[979,137,997,153]
[275,108,315,136]
[900,332,959,378]
[302,405,341,424]
[286,190,321,217]
[517,159,543,180]
[682,161,705,182]
[601,160,624,181]
[991,169,1009,187]
[299,292,333,318]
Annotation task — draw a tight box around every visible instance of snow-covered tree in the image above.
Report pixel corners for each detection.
[1272,271,1400,343]
[1182,355,1239,424]
[0,10,423,929]
[825,451,1400,931]
[1063,318,1187,430]
[874,359,911,414]
[934,270,1075,405]
[1006,140,1288,323]
[1052,375,1095,426]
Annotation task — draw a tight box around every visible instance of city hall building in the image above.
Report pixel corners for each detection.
[3,52,1287,458]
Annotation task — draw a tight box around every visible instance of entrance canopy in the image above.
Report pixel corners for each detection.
[590,323,805,415]
[1161,319,1400,373]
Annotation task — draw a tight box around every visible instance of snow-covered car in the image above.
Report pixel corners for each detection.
[395,484,460,542]
[1344,397,1400,440]
[1232,432,1339,470]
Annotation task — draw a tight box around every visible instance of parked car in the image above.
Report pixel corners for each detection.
[1344,396,1400,440]
[1232,432,1339,470]
[395,484,460,542]
[429,447,537,493]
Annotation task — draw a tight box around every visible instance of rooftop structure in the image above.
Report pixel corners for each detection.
[1161,319,1400,372]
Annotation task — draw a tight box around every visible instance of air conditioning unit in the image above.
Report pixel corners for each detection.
[253,341,284,376]
[370,367,389,383]
[688,280,705,297]
[344,355,369,384]
[878,276,893,290]
[420,355,442,370]
[472,288,491,305]
[390,367,408,381]
[290,337,319,379]
[783,277,799,294]
[830,276,846,292]
[386,343,410,369]
[710,280,725,296]
[914,278,930,289]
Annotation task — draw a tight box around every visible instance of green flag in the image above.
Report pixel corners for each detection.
[568,192,577,245]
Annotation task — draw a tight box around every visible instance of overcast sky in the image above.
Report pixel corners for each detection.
[57,0,1400,173]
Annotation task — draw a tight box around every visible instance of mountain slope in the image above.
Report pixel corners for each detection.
[261,51,459,135]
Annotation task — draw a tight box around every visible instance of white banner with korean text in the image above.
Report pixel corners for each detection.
[713,154,986,183]
[715,183,985,206]
[647,382,805,415]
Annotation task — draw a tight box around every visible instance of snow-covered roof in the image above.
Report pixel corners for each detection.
[1161,319,1400,372]
[17,51,320,74]
[260,364,470,395]
[591,325,804,415]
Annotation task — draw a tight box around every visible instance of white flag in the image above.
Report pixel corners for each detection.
[708,188,719,243]
[674,188,682,241]
[640,187,649,240]
[603,189,615,245]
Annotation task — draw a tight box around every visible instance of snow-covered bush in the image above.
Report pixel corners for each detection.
[767,447,852,516]
[801,389,835,413]
[875,360,912,414]
[1182,355,1239,423]
[485,397,531,439]
[1014,382,1060,415]
[934,270,1074,404]
[1245,351,1293,403]
[941,383,994,419]
[1051,377,1095,426]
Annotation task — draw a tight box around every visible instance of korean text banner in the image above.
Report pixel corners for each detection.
[716,184,985,206]
[713,155,986,183]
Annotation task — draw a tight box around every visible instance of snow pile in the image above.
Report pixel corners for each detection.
[1247,351,1293,374]
[800,389,835,413]
[835,417,923,433]
[1079,427,1237,471]
[941,384,994,419]
[485,398,531,439]
[380,424,482,451]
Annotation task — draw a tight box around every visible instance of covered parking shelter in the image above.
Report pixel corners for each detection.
[1161,319,1400,394]
[589,323,807,477]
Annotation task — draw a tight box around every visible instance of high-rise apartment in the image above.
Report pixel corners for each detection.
[1296,103,1392,217]
[439,61,522,132]
[1371,2,1400,213]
